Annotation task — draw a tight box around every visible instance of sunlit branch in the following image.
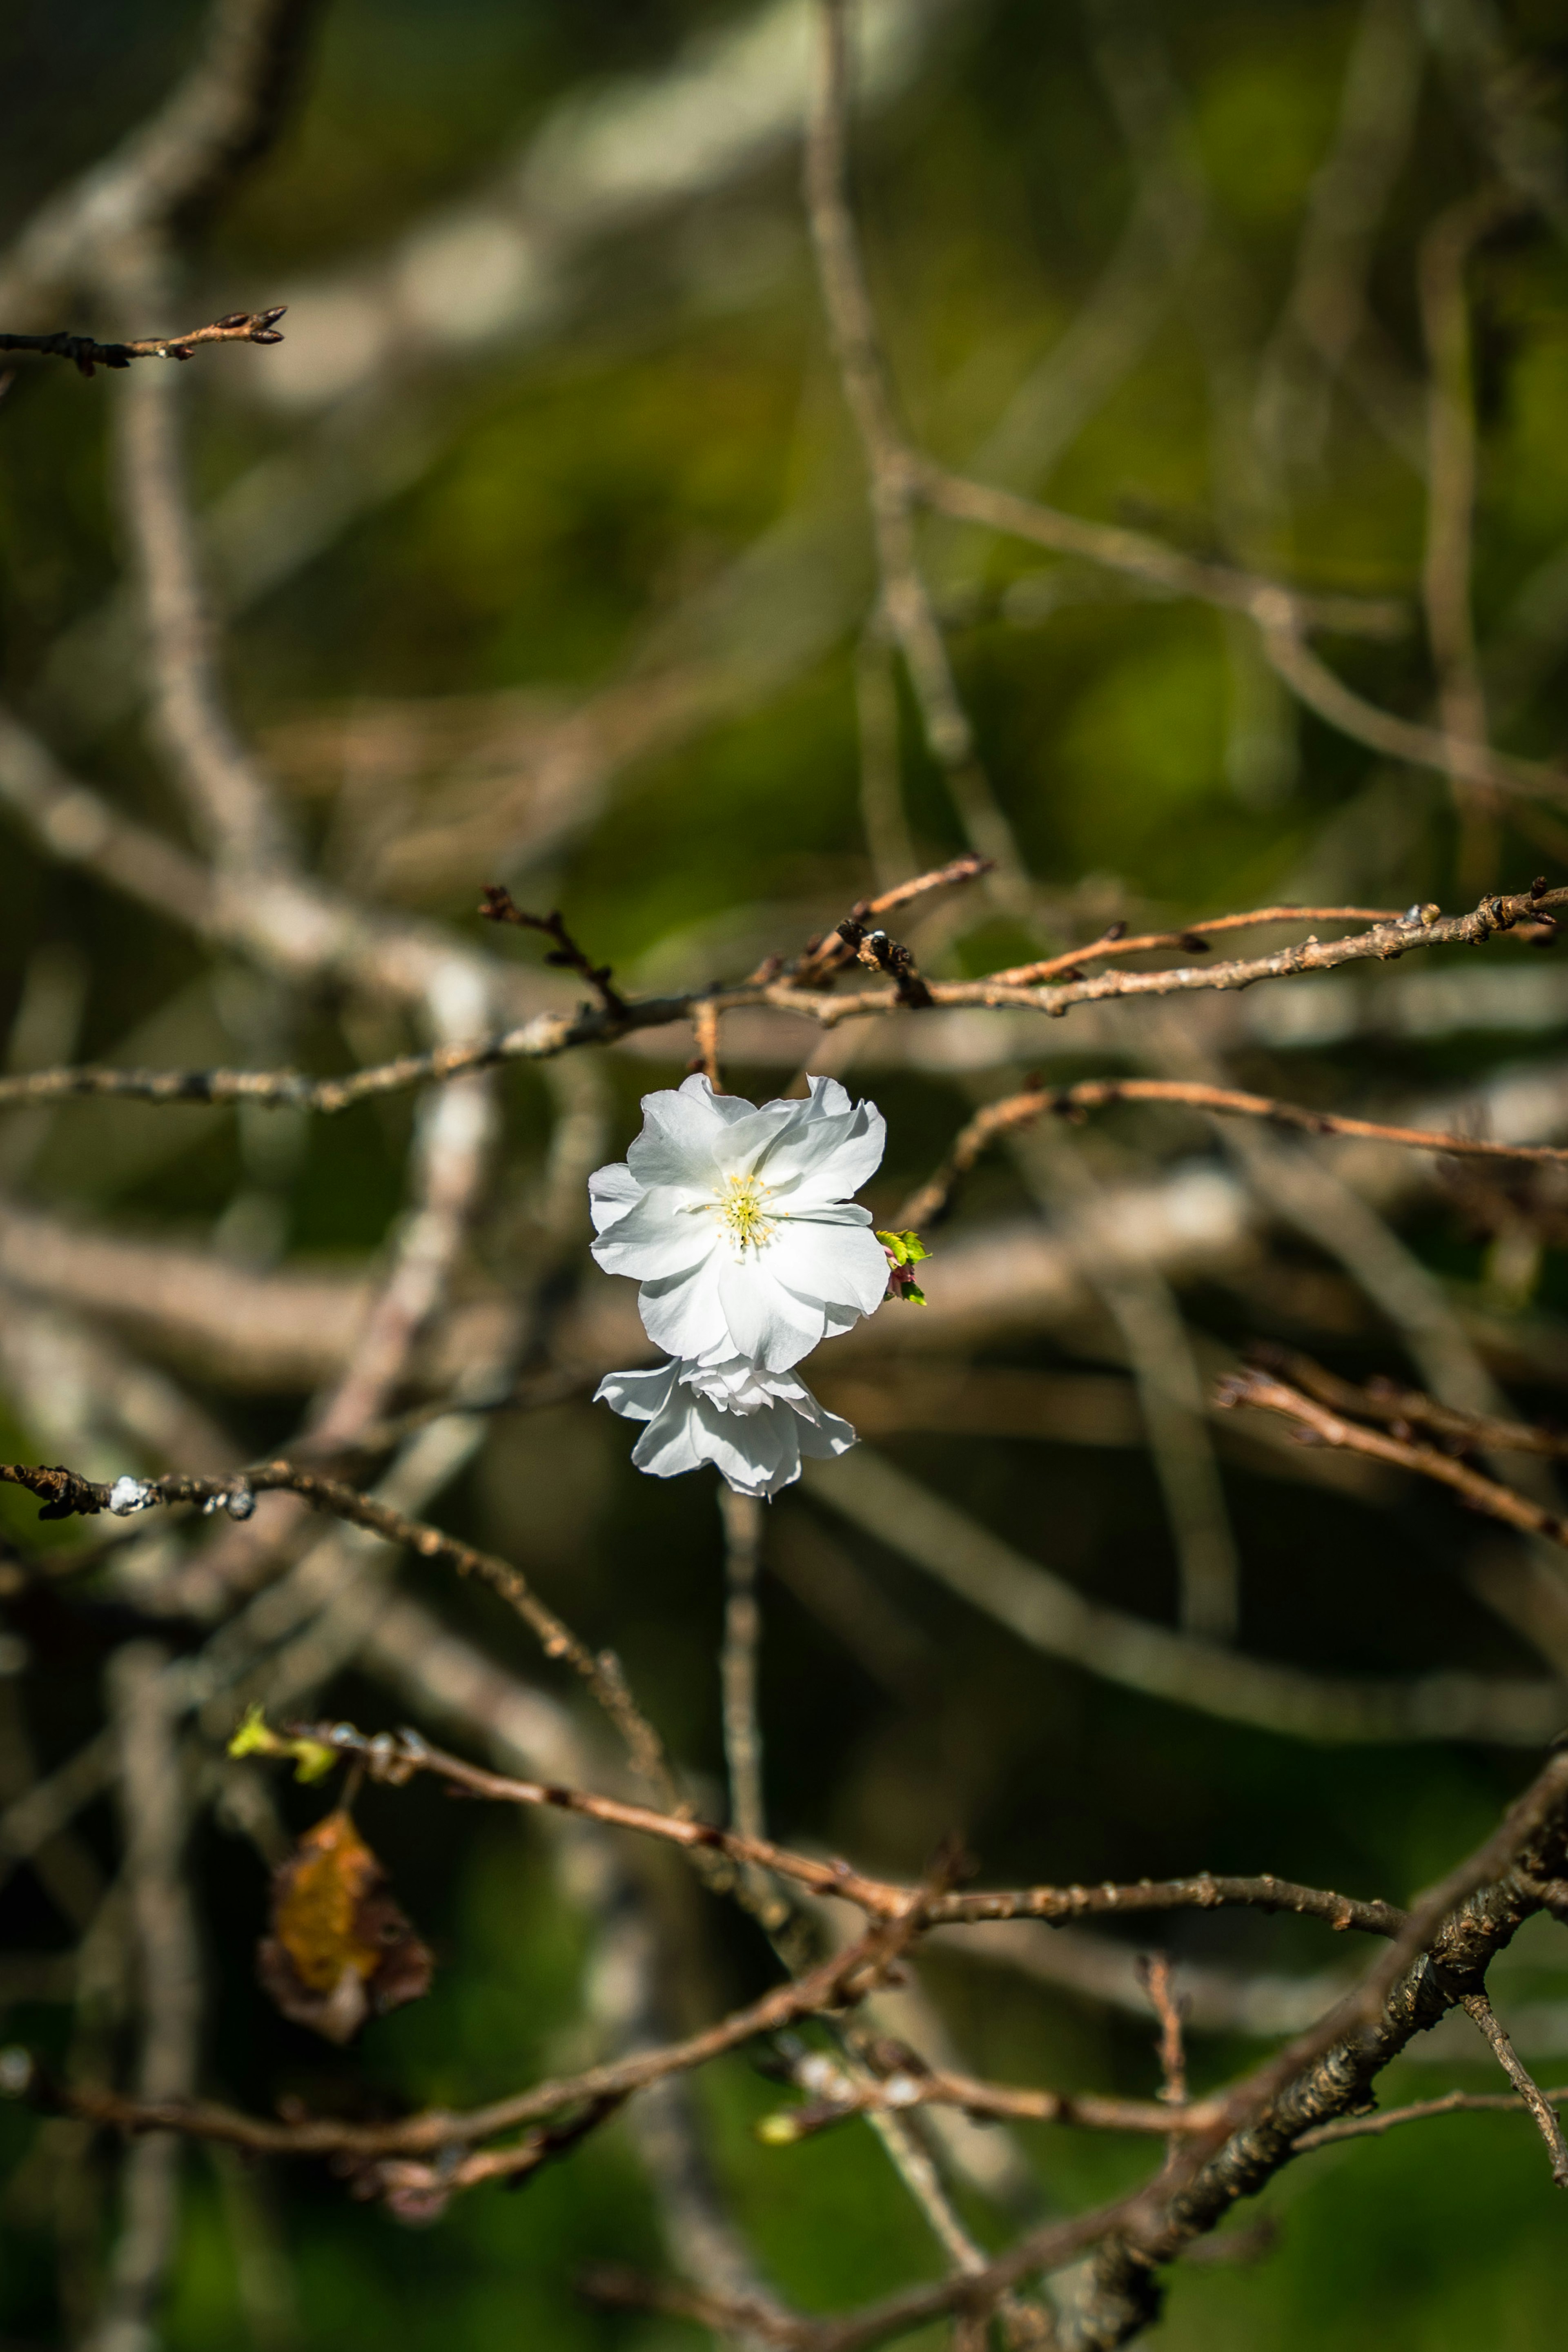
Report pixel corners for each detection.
[0,310,285,378]
[898,1073,1568,1234]
[1215,1370,1568,1552]
[0,883,1562,1118]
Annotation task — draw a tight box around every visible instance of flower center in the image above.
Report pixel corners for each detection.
[715,1172,775,1254]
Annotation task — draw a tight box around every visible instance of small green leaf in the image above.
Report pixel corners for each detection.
[227,1703,276,1762]
[875,1229,930,1266]
[227,1706,337,1784]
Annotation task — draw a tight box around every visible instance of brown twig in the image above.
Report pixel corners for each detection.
[2,882,1564,1123]
[0,1458,675,1802]
[7,1908,929,2176]
[690,999,724,1091]
[0,310,285,377]
[898,1069,1568,1234]
[1214,1370,1568,1554]
[1457,1989,1568,2185]
[791,855,993,984]
[479,885,627,1014]
[1245,1345,1568,1459]
[249,1714,1409,1938]
[1292,2082,1568,2153]
[986,905,1401,988]
[1137,1956,1189,2110]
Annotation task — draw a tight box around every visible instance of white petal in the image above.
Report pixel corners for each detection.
[588,1161,643,1236]
[630,1387,709,1478]
[757,1099,886,1203]
[638,1253,732,1360]
[692,1392,801,1496]
[590,1188,714,1279]
[771,1216,891,1317]
[792,1396,858,1459]
[594,1363,678,1423]
[625,1080,733,1186]
[717,1252,822,1370]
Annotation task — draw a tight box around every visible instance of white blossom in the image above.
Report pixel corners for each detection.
[107,1475,155,1517]
[589,1074,889,1372]
[595,1353,857,1499]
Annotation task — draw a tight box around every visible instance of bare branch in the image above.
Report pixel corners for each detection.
[479,886,627,1016]
[1245,1345,1568,1460]
[803,0,1024,882]
[2,883,1567,1123]
[1458,1988,1568,2185]
[0,1456,676,1802]
[87,1646,202,2352]
[802,1446,1563,1745]
[1137,1955,1189,2111]
[0,0,324,319]
[0,310,285,377]
[8,1901,935,2174]
[1293,2081,1568,2153]
[234,1714,1411,1938]
[900,1069,1568,1234]
[1215,1368,1568,1555]
[915,465,1408,640]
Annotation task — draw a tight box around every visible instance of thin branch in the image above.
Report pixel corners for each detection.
[479,885,627,1016]
[0,309,285,377]
[271,1714,1407,1938]
[915,464,1408,640]
[801,1447,1563,1746]
[986,904,1401,988]
[691,999,724,1091]
[803,0,1024,882]
[2,882,1566,1120]
[1292,2081,1568,2153]
[87,1646,202,2352]
[1214,1369,1568,1555]
[1457,1989,1568,2185]
[762,2058,1207,2141]
[791,855,993,985]
[11,1898,936,2172]
[899,1070,1568,1233]
[113,290,294,873]
[1138,1955,1189,2110]
[0,0,323,318]
[0,1457,676,1804]
[1245,1344,1568,1459]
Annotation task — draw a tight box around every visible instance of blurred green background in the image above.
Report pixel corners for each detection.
[4,1,1568,2345]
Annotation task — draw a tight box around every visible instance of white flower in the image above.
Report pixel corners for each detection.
[595,1354,857,1498]
[589,1074,889,1372]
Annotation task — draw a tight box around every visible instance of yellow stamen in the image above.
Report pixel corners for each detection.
[717,1173,775,1252]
